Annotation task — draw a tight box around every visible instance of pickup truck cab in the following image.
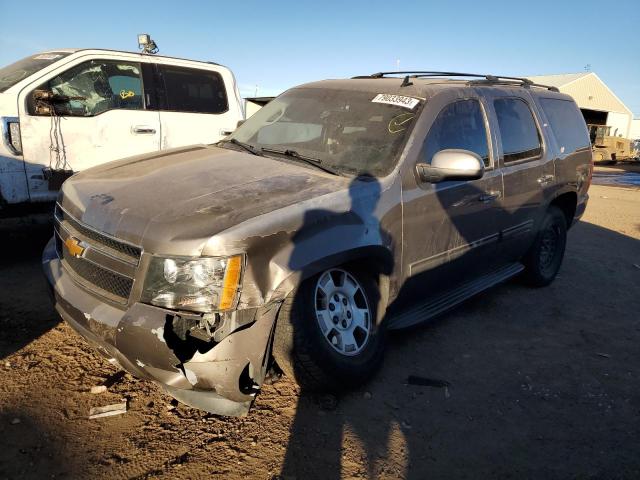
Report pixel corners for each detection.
[42,72,592,416]
[0,49,243,218]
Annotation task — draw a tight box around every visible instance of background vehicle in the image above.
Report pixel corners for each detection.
[588,124,634,164]
[0,48,244,221]
[43,72,591,415]
[631,139,640,160]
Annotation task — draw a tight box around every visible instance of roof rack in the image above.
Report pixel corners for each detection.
[352,71,559,92]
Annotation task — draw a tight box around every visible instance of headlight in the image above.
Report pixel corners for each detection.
[141,255,243,313]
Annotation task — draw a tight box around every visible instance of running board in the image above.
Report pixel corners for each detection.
[387,263,524,330]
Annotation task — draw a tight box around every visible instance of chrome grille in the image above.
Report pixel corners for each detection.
[54,204,141,305]
[56,207,141,263]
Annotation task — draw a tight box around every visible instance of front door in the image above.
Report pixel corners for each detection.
[400,94,503,302]
[18,58,160,201]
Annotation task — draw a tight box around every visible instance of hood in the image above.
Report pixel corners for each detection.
[60,145,349,255]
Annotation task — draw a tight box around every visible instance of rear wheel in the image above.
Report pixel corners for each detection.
[272,266,386,391]
[522,206,567,287]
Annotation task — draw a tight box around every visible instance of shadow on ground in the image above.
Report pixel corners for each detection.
[0,225,59,359]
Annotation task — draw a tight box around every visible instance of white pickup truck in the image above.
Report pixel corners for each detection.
[0,49,244,220]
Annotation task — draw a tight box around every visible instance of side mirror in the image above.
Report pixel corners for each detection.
[416,149,484,184]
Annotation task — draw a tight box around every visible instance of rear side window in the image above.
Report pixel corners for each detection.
[494,98,542,162]
[539,98,590,154]
[158,65,228,114]
[422,99,490,167]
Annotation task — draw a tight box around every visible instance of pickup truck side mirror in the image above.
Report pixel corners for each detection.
[416,149,485,184]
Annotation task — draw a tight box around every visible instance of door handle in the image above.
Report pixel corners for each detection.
[537,174,554,186]
[132,125,156,135]
[478,191,501,203]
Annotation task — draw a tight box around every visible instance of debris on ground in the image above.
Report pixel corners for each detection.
[10,418,21,425]
[90,385,107,394]
[263,366,283,385]
[406,375,451,388]
[596,352,611,358]
[363,391,372,400]
[89,402,128,419]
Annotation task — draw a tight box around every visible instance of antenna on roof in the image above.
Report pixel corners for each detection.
[138,34,159,55]
[584,64,591,72]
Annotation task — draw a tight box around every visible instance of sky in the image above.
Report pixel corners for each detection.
[1,0,639,115]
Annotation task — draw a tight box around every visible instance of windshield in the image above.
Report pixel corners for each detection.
[229,88,423,176]
[0,52,71,93]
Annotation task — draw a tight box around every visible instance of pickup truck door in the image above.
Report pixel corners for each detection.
[154,64,241,149]
[481,89,555,264]
[18,57,160,201]
[400,93,503,300]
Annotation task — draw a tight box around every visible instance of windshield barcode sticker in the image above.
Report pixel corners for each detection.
[372,94,419,110]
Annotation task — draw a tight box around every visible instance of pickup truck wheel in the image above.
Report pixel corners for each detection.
[522,206,567,287]
[273,267,386,391]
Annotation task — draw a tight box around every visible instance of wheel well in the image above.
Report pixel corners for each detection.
[550,192,577,229]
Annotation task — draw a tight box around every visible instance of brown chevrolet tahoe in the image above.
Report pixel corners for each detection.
[43,72,592,416]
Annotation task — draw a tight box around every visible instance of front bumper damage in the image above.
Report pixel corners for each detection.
[42,238,279,416]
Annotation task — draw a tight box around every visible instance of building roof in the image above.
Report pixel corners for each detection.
[526,72,632,115]
[526,73,590,88]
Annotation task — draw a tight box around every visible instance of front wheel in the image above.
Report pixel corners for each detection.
[272,267,386,391]
[522,206,567,287]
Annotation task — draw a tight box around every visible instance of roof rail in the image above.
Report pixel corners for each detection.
[352,71,559,92]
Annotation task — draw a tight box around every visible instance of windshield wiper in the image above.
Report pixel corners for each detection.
[261,147,342,176]
[217,138,263,156]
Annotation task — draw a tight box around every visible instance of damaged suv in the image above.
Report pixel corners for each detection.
[43,72,592,415]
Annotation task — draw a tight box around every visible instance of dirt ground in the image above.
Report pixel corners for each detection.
[1,165,639,480]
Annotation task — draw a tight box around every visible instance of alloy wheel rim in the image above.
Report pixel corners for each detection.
[314,269,372,356]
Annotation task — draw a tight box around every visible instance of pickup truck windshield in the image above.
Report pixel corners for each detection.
[0,52,71,93]
[230,88,422,176]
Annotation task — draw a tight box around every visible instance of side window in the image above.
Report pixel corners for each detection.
[41,60,143,116]
[422,99,490,167]
[539,98,590,154]
[158,65,228,114]
[494,98,542,163]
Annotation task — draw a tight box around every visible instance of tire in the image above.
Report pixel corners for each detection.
[522,206,567,287]
[272,266,386,391]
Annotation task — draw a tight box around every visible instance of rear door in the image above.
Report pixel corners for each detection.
[18,57,160,200]
[483,89,555,263]
[154,64,238,148]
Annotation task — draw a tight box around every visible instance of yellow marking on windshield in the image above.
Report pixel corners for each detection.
[388,113,416,134]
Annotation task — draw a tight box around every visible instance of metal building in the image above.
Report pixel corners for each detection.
[527,72,634,139]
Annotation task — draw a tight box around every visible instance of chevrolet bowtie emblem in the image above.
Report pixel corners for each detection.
[64,236,86,258]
